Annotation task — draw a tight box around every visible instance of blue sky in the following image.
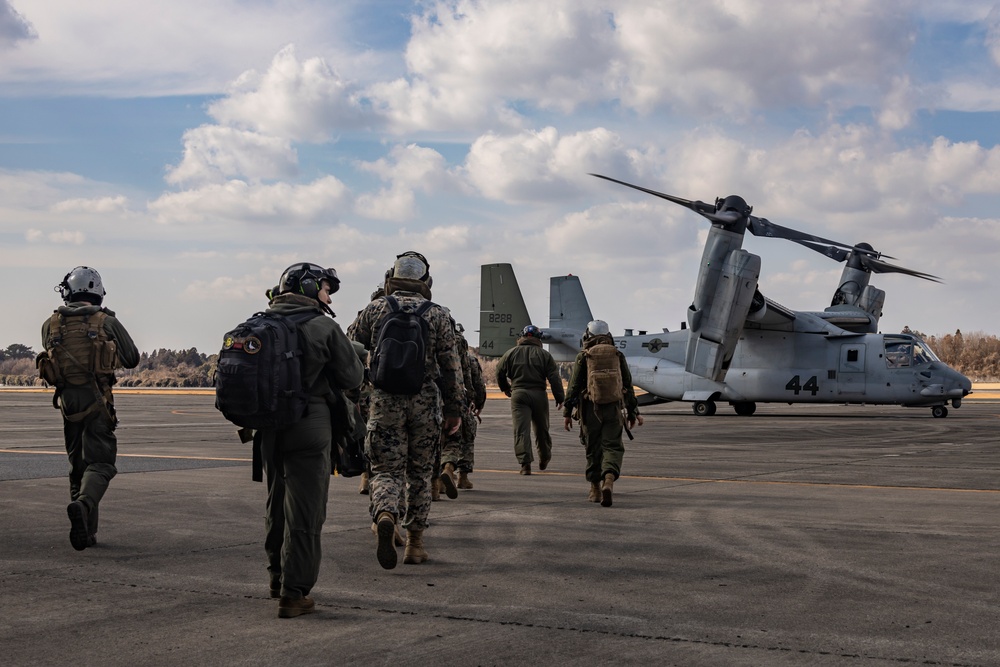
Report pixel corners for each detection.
[3,0,1000,355]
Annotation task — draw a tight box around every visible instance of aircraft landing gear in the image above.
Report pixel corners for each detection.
[931,405,949,418]
[693,400,717,416]
[733,402,757,416]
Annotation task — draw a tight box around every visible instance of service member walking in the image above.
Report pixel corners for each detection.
[440,322,487,493]
[348,252,463,569]
[256,263,363,617]
[38,267,139,551]
[562,320,642,507]
[496,324,564,474]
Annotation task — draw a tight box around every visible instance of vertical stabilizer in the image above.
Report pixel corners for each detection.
[546,275,593,361]
[479,263,532,357]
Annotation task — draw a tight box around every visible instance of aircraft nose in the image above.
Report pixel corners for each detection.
[954,371,972,396]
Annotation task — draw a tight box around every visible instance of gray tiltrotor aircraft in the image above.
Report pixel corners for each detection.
[479,176,972,417]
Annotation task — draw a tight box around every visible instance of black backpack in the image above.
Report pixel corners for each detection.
[214,310,319,429]
[369,295,433,395]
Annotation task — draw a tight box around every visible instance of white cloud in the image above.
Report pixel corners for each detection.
[207,45,369,142]
[0,1,367,96]
[366,0,916,130]
[51,195,129,214]
[613,1,913,116]
[26,228,85,244]
[148,176,352,224]
[0,169,88,207]
[462,126,652,202]
[0,0,36,46]
[354,143,453,220]
[166,125,299,185]
[985,5,1000,68]
[182,274,272,301]
[942,80,1000,112]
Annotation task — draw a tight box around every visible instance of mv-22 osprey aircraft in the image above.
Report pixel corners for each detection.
[479,175,972,417]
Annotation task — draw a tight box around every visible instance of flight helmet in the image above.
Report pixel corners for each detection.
[278,262,340,300]
[586,320,610,337]
[390,251,432,287]
[521,324,543,339]
[56,266,106,304]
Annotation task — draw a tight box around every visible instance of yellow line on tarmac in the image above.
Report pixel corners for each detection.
[3,386,1000,399]
[0,448,249,463]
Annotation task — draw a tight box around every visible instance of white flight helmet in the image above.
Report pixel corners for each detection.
[57,266,106,304]
[586,320,610,336]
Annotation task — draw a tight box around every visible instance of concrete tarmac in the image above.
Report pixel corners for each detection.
[1,389,998,666]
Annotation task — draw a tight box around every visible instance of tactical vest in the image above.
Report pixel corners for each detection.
[37,310,119,424]
[585,343,623,405]
[39,311,119,386]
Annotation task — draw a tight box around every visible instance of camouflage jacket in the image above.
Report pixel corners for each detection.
[347,290,464,418]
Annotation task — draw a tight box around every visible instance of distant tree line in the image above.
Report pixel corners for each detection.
[2,331,1000,387]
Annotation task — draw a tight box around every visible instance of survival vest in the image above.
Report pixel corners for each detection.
[369,295,433,395]
[585,343,624,405]
[214,310,320,430]
[38,310,119,388]
[36,310,120,423]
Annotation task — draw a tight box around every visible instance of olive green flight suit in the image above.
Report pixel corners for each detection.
[41,303,139,539]
[496,337,565,466]
[259,295,364,601]
[563,341,639,483]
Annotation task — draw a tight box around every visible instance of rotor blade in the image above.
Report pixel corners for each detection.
[589,174,717,217]
[862,256,943,283]
[793,239,850,262]
[747,216,855,249]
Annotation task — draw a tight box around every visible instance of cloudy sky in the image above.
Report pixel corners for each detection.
[3,0,1000,355]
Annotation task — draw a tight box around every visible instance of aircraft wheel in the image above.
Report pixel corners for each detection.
[932,405,948,418]
[733,402,757,416]
[692,400,716,416]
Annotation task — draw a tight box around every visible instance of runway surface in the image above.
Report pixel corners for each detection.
[1,389,998,666]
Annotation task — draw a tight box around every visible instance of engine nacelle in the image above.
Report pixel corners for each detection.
[685,249,760,382]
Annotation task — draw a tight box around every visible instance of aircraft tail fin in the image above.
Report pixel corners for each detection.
[546,275,593,362]
[479,263,532,357]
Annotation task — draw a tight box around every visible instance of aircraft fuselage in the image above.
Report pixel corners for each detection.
[620,316,971,411]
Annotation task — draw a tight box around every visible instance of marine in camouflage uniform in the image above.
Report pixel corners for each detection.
[435,319,473,499]
[39,267,139,551]
[347,252,463,569]
[495,325,565,474]
[258,264,364,618]
[441,333,487,491]
[562,320,643,507]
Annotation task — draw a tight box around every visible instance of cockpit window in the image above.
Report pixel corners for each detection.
[884,335,940,368]
[912,342,936,365]
[885,340,911,368]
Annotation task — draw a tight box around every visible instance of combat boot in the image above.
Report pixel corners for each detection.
[519,462,531,475]
[601,473,615,507]
[457,471,473,489]
[587,481,601,502]
[371,520,405,546]
[440,463,458,499]
[375,512,398,570]
[67,500,90,551]
[358,471,369,495]
[403,530,429,564]
[277,596,316,618]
